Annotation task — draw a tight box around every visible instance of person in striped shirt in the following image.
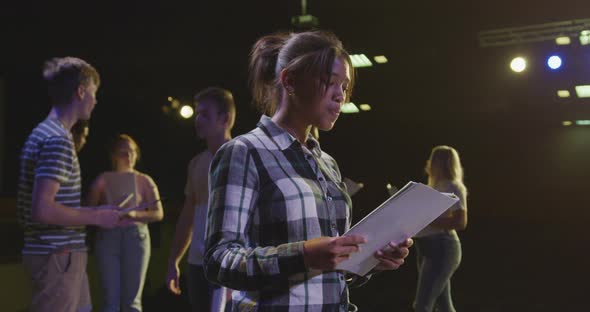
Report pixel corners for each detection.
[204,31,413,312]
[18,57,123,312]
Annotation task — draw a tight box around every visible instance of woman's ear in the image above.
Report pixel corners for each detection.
[279,69,295,95]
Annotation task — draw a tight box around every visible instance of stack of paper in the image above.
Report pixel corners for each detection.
[335,181,459,275]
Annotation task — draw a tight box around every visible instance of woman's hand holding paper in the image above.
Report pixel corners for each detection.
[373,238,413,270]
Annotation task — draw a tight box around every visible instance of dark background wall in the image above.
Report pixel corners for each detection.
[2,0,589,217]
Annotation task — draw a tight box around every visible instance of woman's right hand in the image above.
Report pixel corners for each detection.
[303,235,367,270]
[166,263,182,295]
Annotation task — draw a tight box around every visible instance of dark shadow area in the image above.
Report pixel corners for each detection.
[2,201,586,311]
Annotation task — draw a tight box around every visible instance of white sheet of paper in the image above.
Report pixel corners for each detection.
[118,198,161,216]
[335,181,459,276]
[104,172,137,208]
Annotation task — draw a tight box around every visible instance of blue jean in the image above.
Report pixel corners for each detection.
[95,224,151,312]
[413,231,462,312]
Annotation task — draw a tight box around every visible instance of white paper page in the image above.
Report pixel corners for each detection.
[104,172,137,208]
[118,198,161,216]
[335,181,459,276]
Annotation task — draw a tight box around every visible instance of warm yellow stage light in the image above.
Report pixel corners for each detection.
[510,57,527,73]
[373,55,388,64]
[557,90,571,98]
[359,104,371,111]
[180,105,194,119]
[555,36,571,45]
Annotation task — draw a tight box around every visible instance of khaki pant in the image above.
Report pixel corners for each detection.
[23,251,92,312]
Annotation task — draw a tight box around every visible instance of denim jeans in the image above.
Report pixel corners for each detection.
[95,224,150,312]
[413,231,461,312]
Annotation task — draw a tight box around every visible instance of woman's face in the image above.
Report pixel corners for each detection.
[301,57,350,131]
[425,159,432,176]
[112,140,137,170]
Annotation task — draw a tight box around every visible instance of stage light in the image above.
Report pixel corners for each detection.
[575,120,590,125]
[350,54,373,68]
[510,57,527,73]
[180,105,194,119]
[373,55,388,64]
[555,36,571,45]
[171,99,180,109]
[580,30,590,45]
[341,102,360,113]
[359,104,371,111]
[575,85,590,98]
[562,121,573,126]
[167,96,173,102]
[547,55,562,70]
[557,90,571,98]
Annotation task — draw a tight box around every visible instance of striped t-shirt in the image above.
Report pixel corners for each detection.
[17,118,86,255]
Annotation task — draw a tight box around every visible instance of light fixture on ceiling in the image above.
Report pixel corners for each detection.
[180,105,194,119]
[341,102,360,113]
[350,54,373,68]
[359,104,371,111]
[557,90,571,98]
[373,55,388,64]
[510,57,527,73]
[555,36,571,45]
[575,85,590,98]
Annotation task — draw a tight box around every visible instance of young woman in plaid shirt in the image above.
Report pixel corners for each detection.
[204,30,412,311]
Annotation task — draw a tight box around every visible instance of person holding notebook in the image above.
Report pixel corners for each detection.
[203,30,412,311]
[413,145,468,312]
[18,56,122,312]
[87,134,164,312]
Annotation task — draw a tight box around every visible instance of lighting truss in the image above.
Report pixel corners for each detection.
[478,18,590,47]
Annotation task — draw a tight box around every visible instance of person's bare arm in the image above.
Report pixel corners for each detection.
[166,161,198,295]
[86,174,106,207]
[431,209,467,230]
[123,174,164,223]
[32,177,120,228]
[165,192,196,295]
[431,186,468,231]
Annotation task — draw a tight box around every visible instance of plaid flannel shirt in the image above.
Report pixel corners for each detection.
[205,115,354,312]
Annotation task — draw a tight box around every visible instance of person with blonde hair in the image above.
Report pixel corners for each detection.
[166,87,235,312]
[87,134,164,312]
[413,145,468,312]
[203,30,412,311]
